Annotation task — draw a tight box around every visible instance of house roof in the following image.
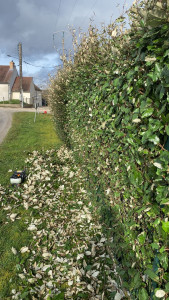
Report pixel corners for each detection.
[34,84,42,91]
[12,77,33,92]
[0,66,13,83]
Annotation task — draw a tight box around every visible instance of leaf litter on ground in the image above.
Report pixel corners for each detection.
[0,146,128,299]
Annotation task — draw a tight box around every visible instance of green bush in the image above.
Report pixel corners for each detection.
[48,2,169,298]
[0,99,20,104]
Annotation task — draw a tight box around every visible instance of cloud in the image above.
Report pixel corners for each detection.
[0,0,134,85]
[22,53,61,86]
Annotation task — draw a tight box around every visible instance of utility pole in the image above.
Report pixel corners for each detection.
[62,31,65,63]
[53,30,67,64]
[18,42,23,108]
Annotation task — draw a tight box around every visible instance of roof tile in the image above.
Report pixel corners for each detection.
[12,77,33,92]
[0,66,13,83]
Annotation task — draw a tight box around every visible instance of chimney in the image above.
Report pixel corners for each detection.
[10,61,15,69]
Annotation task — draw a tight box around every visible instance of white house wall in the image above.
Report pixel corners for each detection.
[12,81,35,105]
[12,91,32,105]
[0,84,9,101]
[23,92,31,104]
[12,92,20,100]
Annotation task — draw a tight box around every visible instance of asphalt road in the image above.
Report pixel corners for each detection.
[0,107,51,144]
[0,110,12,144]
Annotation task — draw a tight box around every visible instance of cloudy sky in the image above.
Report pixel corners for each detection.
[0,0,134,87]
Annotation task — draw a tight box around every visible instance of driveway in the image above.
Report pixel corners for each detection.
[0,106,51,144]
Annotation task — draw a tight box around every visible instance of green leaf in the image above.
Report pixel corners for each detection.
[53,292,65,299]
[158,252,168,270]
[160,198,169,205]
[138,232,146,245]
[129,167,143,186]
[160,246,165,253]
[148,135,160,145]
[142,108,154,118]
[162,221,169,233]
[165,282,169,292]
[20,291,30,299]
[130,272,142,290]
[153,218,161,226]
[127,86,133,94]
[165,125,169,135]
[151,243,159,250]
[161,66,169,83]
[164,49,169,57]
[155,63,161,75]
[113,78,120,87]
[139,288,149,300]
[140,19,145,27]
[160,86,165,99]
[149,118,163,132]
[148,72,158,81]
[144,269,159,282]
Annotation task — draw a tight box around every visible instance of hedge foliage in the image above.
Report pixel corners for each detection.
[48,2,169,298]
[130,0,169,28]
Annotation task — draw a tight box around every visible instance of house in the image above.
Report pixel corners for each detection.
[0,61,42,106]
[12,77,42,107]
[0,61,18,101]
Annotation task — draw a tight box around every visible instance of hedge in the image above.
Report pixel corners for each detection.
[48,2,169,298]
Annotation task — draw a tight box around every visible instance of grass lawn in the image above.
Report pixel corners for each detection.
[0,112,62,186]
[0,112,62,298]
[0,206,33,298]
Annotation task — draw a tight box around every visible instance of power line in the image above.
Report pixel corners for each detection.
[62,0,99,53]
[7,54,57,69]
[55,0,62,30]
[53,0,100,56]
[23,60,56,69]
[7,54,18,60]
[80,0,99,28]
[64,0,79,30]
[23,53,29,74]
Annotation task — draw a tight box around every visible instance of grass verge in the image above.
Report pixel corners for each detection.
[0,112,62,186]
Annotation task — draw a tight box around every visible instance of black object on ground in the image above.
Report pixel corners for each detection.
[10,170,26,184]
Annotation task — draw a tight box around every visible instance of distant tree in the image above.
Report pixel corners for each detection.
[42,89,48,106]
